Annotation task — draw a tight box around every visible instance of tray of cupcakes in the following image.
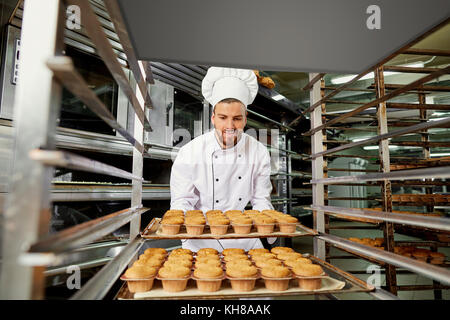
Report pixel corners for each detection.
[117,246,374,299]
[140,209,317,239]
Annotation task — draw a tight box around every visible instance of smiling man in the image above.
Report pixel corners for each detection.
[169,67,274,252]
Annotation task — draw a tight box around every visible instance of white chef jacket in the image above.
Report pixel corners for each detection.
[170,130,274,252]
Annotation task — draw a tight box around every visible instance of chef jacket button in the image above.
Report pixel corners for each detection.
[216,200,219,203]
[239,198,242,201]
[238,155,242,158]
[216,178,219,182]
[238,176,241,179]
[214,155,218,159]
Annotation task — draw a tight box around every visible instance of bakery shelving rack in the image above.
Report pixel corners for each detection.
[296,17,450,299]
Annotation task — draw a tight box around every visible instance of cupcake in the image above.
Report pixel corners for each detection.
[157,265,191,292]
[196,248,219,256]
[276,215,298,233]
[222,248,246,256]
[261,266,292,291]
[271,247,295,255]
[293,264,324,290]
[160,216,184,235]
[208,217,230,235]
[193,266,224,292]
[123,266,157,293]
[253,215,276,234]
[230,216,253,234]
[226,264,258,292]
[429,252,445,265]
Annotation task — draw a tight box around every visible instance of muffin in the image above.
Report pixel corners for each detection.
[276,252,303,261]
[196,248,219,256]
[230,216,253,234]
[250,253,277,261]
[253,215,276,234]
[271,247,295,255]
[193,266,224,292]
[429,252,445,265]
[195,260,222,269]
[248,248,270,256]
[168,253,194,261]
[123,265,157,293]
[277,215,298,233]
[185,216,206,235]
[222,248,246,256]
[160,216,184,235]
[145,257,165,268]
[164,258,192,269]
[254,259,283,268]
[208,217,230,235]
[226,264,259,292]
[412,249,429,262]
[293,264,324,290]
[157,265,191,292]
[171,248,193,256]
[223,254,249,262]
[196,255,221,262]
[144,248,167,256]
[244,210,260,215]
[143,252,166,261]
[132,259,149,268]
[261,265,292,291]
[283,258,313,268]
[226,259,253,269]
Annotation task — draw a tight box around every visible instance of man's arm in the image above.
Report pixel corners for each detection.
[170,147,199,211]
[250,147,274,211]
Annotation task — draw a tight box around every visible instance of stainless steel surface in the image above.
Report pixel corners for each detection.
[312,205,450,231]
[29,207,148,254]
[46,56,145,153]
[368,288,401,300]
[310,165,450,184]
[29,149,145,182]
[71,236,144,300]
[0,0,64,299]
[310,73,325,260]
[319,233,450,286]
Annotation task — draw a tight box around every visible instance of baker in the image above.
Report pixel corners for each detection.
[170,66,275,252]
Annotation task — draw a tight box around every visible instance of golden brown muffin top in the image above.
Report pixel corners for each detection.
[132,260,148,268]
[277,252,303,261]
[261,265,291,278]
[293,263,324,277]
[185,210,203,215]
[124,266,157,279]
[226,265,258,278]
[196,255,221,263]
[171,248,193,255]
[270,246,295,254]
[158,265,191,278]
[277,216,298,223]
[208,218,230,225]
[164,259,192,268]
[222,248,246,256]
[248,248,270,256]
[250,253,277,261]
[231,217,253,225]
[283,258,312,267]
[254,259,283,268]
[225,260,253,268]
[193,266,224,279]
[143,252,166,260]
[144,248,167,256]
[253,216,276,224]
[185,216,206,225]
[161,216,184,225]
[145,257,164,267]
[244,210,260,215]
[168,253,194,261]
[195,260,222,268]
[429,252,445,258]
[196,248,219,256]
[223,254,249,262]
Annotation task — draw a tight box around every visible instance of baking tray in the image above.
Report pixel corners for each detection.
[115,255,374,300]
[140,218,317,239]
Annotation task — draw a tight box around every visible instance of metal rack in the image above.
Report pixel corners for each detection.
[301,18,450,298]
[0,0,152,299]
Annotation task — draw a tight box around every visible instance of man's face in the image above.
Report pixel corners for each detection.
[211,101,247,148]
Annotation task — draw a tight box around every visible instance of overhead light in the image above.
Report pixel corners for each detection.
[430,117,450,121]
[363,145,399,150]
[331,62,424,85]
[272,94,285,101]
[430,153,450,157]
[352,137,369,142]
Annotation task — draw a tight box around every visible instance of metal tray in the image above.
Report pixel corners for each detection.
[140,218,317,240]
[115,255,374,300]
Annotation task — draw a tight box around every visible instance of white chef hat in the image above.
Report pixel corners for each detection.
[202,67,258,109]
